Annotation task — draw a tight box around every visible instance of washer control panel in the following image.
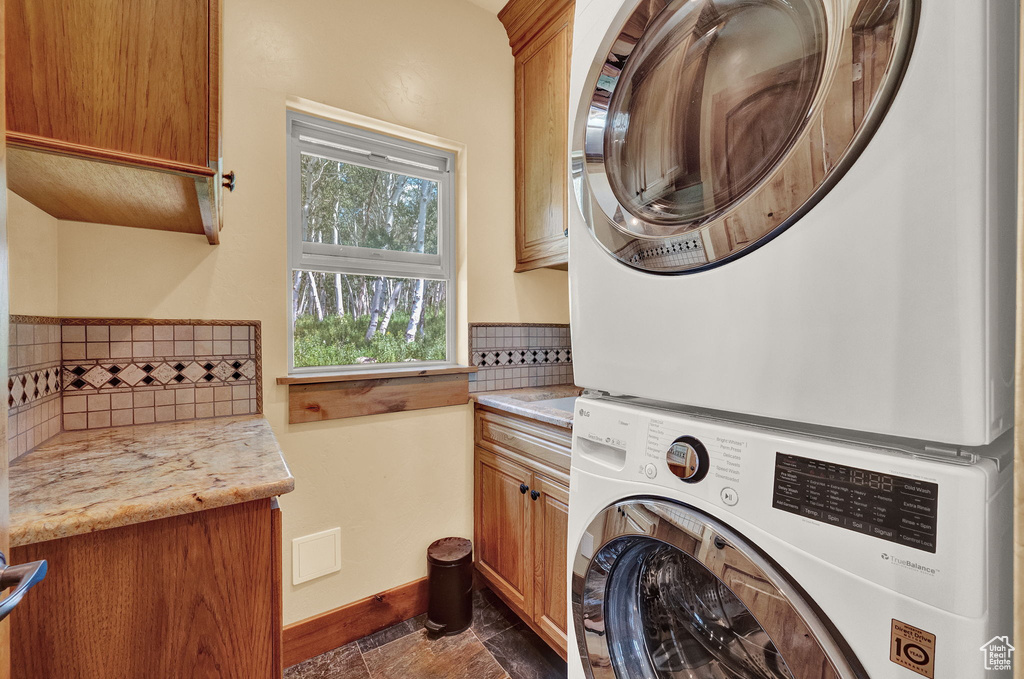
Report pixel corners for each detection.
[772,453,939,553]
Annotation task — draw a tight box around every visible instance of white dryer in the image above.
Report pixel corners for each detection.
[567,397,1013,678]
[567,0,1018,445]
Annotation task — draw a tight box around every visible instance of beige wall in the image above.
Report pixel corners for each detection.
[8,193,58,317]
[7,0,569,625]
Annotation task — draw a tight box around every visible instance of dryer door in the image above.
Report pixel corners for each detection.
[572,499,865,678]
[573,0,917,273]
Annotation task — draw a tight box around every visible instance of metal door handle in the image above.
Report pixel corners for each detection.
[0,552,47,620]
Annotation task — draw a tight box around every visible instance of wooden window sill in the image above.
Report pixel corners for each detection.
[279,366,477,424]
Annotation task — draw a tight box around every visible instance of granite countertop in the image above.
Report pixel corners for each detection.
[472,385,582,429]
[9,415,294,547]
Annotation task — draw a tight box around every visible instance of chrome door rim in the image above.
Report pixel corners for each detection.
[571,497,867,678]
[571,0,919,274]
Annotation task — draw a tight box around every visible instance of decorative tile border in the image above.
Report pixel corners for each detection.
[9,366,61,408]
[468,323,574,393]
[62,358,258,391]
[471,348,571,368]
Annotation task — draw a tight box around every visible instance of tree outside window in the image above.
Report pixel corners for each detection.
[287,113,455,372]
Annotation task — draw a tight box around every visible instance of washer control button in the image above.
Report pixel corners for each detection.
[720,487,739,506]
[644,463,657,479]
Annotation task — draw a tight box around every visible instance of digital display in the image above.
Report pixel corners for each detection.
[772,453,938,553]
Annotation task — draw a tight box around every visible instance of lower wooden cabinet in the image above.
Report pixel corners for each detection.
[474,407,570,658]
[530,473,569,647]
[10,498,283,679]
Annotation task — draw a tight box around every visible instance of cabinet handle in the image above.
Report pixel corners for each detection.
[0,551,47,621]
[222,171,236,192]
[531,490,541,501]
[520,483,529,494]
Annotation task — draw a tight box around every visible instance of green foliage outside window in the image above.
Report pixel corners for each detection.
[293,154,448,368]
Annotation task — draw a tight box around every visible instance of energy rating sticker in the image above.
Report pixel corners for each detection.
[891,619,936,678]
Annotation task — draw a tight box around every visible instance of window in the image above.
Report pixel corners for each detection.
[287,111,456,373]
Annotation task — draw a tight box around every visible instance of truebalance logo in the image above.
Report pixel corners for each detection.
[980,636,1014,672]
[881,553,939,576]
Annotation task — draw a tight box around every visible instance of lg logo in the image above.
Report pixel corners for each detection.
[578,408,591,417]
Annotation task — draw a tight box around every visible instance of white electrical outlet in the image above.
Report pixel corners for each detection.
[292,527,342,585]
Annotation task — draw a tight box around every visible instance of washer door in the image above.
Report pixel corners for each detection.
[572,499,865,678]
[573,0,917,273]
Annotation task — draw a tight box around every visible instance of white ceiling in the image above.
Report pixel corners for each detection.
[464,0,507,15]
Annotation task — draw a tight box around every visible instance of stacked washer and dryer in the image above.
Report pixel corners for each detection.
[564,0,1017,677]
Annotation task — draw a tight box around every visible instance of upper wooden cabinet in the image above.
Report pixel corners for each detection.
[499,0,573,272]
[5,0,225,243]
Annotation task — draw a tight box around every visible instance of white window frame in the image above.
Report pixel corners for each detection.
[287,111,457,375]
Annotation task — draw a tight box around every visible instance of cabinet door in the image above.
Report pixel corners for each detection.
[6,0,211,167]
[531,473,569,655]
[514,4,572,272]
[475,447,534,614]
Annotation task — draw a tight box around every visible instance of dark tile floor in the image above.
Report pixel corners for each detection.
[284,588,568,679]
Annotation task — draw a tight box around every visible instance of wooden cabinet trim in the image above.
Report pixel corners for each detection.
[475,408,572,476]
[7,133,216,178]
[271,502,283,675]
[208,0,222,170]
[499,0,575,56]
[475,407,572,446]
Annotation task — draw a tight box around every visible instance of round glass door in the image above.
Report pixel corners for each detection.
[605,539,793,677]
[572,499,865,679]
[573,0,917,273]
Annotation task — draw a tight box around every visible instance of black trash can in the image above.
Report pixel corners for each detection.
[424,537,473,636]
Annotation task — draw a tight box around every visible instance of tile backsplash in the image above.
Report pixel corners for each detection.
[469,323,573,393]
[7,317,262,461]
[8,317,62,460]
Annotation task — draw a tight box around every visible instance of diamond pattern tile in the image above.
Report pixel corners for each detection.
[82,365,113,389]
[211,362,235,381]
[239,360,257,379]
[181,362,207,382]
[150,363,177,384]
[116,364,147,386]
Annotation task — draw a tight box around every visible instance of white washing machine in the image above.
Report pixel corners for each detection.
[567,397,1013,678]
[567,0,1018,445]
